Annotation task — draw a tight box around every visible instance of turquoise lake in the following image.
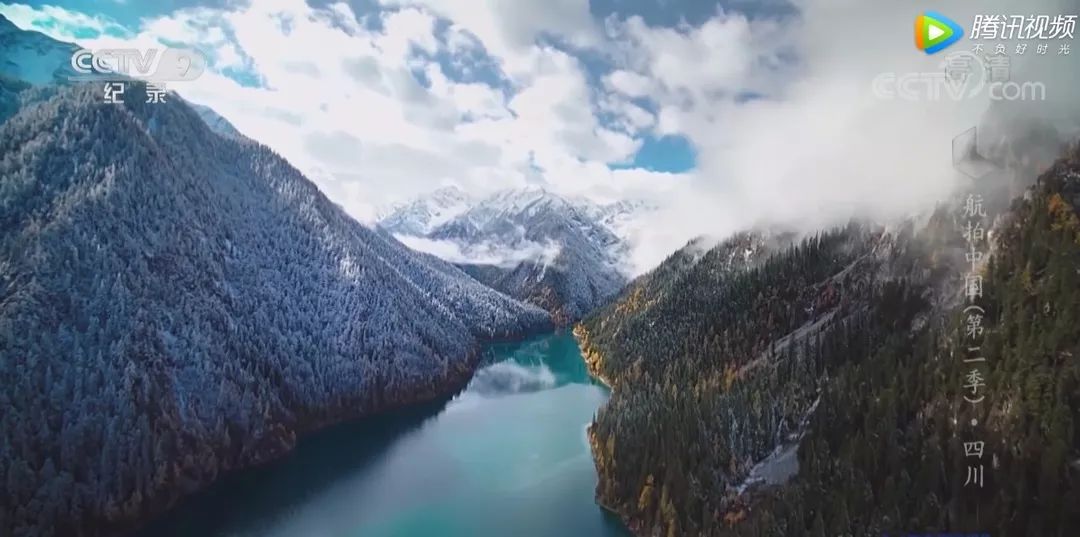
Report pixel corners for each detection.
[138,331,630,537]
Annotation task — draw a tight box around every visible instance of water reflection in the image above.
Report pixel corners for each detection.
[134,332,628,537]
[136,398,452,537]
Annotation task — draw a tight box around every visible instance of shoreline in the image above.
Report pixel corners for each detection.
[117,357,477,537]
[112,326,553,537]
[572,323,644,537]
[572,324,616,390]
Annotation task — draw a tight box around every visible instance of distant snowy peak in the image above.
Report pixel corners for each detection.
[378,186,641,323]
[482,186,574,215]
[379,186,576,241]
[378,185,473,236]
[438,188,588,239]
[573,197,658,242]
[379,186,651,259]
[435,188,627,256]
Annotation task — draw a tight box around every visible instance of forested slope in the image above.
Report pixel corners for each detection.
[0,83,550,537]
[577,147,1080,536]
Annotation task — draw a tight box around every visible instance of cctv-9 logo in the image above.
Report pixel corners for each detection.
[69,48,207,82]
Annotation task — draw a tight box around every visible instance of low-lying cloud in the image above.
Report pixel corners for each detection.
[395,235,562,269]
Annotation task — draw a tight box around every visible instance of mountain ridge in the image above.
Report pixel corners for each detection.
[0,82,551,537]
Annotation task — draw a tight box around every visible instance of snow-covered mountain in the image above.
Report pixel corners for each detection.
[0,82,551,537]
[0,14,79,85]
[377,185,472,236]
[573,197,657,247]
[379,186,647,324]
[183,100,245,139]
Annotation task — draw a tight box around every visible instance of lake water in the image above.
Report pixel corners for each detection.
[138,331,629,537]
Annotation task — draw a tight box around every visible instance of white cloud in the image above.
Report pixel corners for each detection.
[381,0,599,74]
[6,0,1073,278]
[375,7,439,59]
[395,235,562,268]
[604,10,792,105]
[0,3,128,37]
[603,0,1080,272]
[603,69,654,98]
[598,93,655,134]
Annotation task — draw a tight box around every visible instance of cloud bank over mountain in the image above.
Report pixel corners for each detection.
[610,0,1080,271]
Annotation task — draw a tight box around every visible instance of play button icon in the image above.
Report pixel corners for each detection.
[915,11,963,54]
